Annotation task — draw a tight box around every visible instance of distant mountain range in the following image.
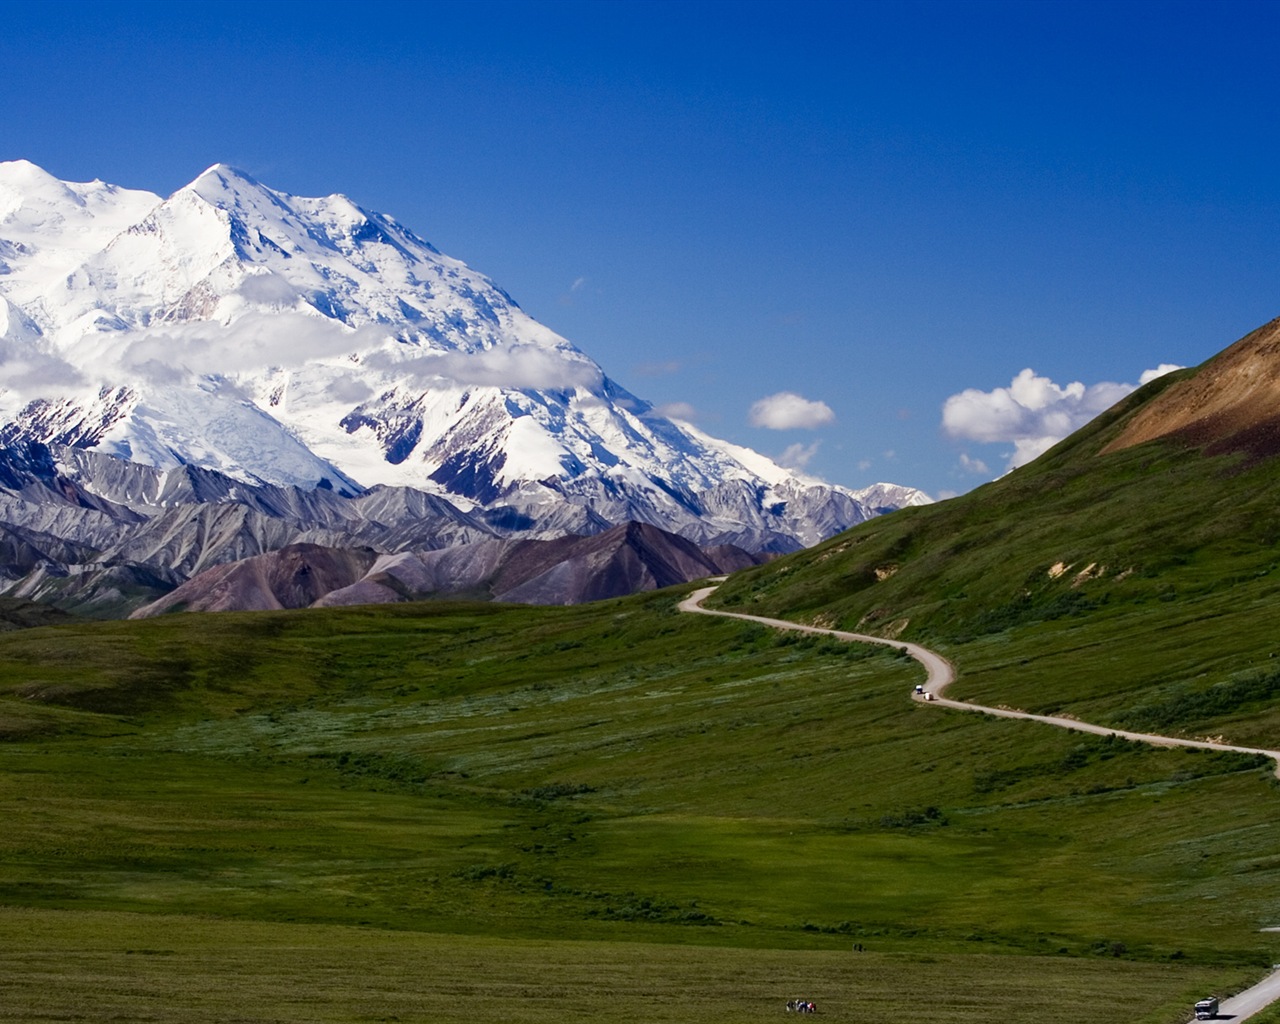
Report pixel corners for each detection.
[130,523,764,617]
[0,161,928,613]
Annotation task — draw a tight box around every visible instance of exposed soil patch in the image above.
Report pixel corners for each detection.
[1103,316,1280,459]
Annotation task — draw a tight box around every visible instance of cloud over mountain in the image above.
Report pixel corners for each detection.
[113,314,384,383]
[777,440,822,470]
[942,365,1183,472]
[749,391,836,430]
[364,343,605,391]
[0,336,85,396]
[654,401,698,421]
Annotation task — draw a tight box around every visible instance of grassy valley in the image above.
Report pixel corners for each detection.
[0,583,1277,1021]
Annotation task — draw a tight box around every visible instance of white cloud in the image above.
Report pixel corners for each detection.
[40,311,605,399]
[777,440,821,469]
[655,400,698,421]
[958,452,990,475]
[325,373,375,403]
[1139,363,1184,385]
[236,271,301,307]
[558,276,591,306]
[0,337,85,397]
[116,313,380,382]
[942,363,1182,474]
[633,359,682,377]
[365,342,604,392]
[748,391,836,430]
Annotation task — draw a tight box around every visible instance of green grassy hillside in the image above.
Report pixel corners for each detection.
[0,583,1277,1021]
[711,367,1280,743]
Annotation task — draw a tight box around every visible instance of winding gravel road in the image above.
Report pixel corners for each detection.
[679,586,1280,773]
[679,583,1280,1022]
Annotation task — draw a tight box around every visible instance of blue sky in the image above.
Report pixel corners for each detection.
[4,0,1279,497]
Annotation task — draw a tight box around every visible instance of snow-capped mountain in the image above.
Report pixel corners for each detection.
[0,160,929,553]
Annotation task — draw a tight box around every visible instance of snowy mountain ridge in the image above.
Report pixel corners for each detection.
[0,160,929,553]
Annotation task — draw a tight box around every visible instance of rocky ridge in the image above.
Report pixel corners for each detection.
[0,440,764,615]
[131,523,763,616]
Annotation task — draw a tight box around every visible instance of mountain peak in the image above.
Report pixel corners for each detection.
[0,158,53,180]
[182,163,276,210]
[0,161,154,210]
[0,159,78,191]
[0,159,83,213]
[192,162,261,186]
[0,162,930,553]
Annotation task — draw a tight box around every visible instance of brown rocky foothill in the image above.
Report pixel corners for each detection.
[1102,316,1280,460]
[130,524,764,617]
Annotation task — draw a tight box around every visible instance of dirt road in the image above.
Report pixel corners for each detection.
[679,586,1280,774]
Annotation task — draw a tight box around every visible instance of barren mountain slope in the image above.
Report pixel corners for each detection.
[1102,316,1280,458]
[133,522,763,615]
[131,543,381,616]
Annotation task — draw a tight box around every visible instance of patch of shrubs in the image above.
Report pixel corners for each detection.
[800,920,858,934]
[879,805,948,828]
[455,863,516,882]
[1117,664,1280,731]
[769,632,875,660]
[973,734,1143,793]
[972,734,1268,796]
[952,590,1099,642]
[521,782,595,802]
[321,750,430,785]
[1168,749,1271,781]
[588,895,720,926]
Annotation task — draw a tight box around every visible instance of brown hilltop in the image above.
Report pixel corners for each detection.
[130,544,380,617]
[130,523,764,617]
[1103,316,1280,459]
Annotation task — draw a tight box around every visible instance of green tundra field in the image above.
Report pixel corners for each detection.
[0,572,1276,1022]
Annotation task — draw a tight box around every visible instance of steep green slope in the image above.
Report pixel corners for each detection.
[710,362,1280,743]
